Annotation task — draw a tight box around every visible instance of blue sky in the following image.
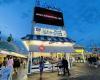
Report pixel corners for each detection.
[0,0,100,49]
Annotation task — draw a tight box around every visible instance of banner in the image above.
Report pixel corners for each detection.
[34,27,67,37]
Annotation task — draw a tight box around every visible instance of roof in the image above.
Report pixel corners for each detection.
[21,34,75,43]
[0,41,20,53]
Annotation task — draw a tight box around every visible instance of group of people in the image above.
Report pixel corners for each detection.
[87,56,99,67]
[39,56,71,79]
[57,57,70,76]
[0,56,26,80]
[0,56,14,80]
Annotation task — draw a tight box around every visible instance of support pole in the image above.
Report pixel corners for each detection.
[82,50,86,63]
[68,54,71,69]
[27,52,32,74]
[65,53,71,69]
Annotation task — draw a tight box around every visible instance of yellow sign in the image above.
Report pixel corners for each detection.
[75,49,84,53]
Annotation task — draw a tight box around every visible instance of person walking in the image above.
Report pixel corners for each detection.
[39,56,44,79]
[23,59,26,68]
[87,56,92,66]
[62,57,70,76]
[13,57,20,75]
[7,56,14,80]
[3,57,7,67]
[92,56,98,68]
[57,58,63,75]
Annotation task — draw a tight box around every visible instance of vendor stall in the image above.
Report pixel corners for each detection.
[22,35,75,74]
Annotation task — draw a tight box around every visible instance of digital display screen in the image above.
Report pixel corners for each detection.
[33,7,64,26]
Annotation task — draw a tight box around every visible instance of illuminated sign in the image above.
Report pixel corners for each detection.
[36,13,62,20]
[39,45,45,52]
[75,49,84,53]
[33,7,64,26]
[34,27,67,37]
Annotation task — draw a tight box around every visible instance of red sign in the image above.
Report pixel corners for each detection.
[38,45,45,52]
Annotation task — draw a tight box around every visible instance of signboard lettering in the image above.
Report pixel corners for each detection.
[34,27,67,37]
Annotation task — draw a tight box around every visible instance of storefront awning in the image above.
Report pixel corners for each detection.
[0,50,27,58]
[22,34,75,43]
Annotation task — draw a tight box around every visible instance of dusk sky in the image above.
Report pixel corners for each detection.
[0,0,100,49]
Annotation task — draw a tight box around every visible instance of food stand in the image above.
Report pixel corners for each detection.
[22,35,75,74]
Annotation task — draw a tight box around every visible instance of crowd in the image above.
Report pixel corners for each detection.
[57,57,70,76]
[87,55,100,68]
[0,56,14,80]
[39,56,71,79]
[0,56,26,80]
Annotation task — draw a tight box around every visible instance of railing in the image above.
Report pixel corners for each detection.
[30,63,58,73]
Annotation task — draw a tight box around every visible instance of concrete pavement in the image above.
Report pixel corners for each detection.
[13,63,100,80]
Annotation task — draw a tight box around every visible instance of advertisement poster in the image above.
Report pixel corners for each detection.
[34,27,67,37]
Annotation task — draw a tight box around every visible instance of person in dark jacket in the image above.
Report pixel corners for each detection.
[13,57,20,74]
[39,56,44,79]
[87,56,92,66]
[62,57,70,76]
[3,57,7,67]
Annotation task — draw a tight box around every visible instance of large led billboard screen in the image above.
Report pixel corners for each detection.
[33,7,64,26]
